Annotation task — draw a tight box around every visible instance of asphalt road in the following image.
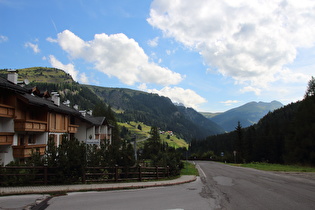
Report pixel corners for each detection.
[44,161,315,210]
[196,161,315,210]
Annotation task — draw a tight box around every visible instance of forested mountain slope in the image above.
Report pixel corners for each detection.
[85,85,224,140]
[190,95,315,165]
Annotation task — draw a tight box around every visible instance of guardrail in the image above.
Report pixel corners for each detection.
[0,165,170,186]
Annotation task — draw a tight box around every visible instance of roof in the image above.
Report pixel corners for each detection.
[82,115,107,126]
[1,75,111,126]
[0,77,28,94]
[1,76,81,116]
[19,93,81,116]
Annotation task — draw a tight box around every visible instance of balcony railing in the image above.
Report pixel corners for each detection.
[0,104,14,118]
[12,144,46,158]
[14,119,47,132]
[0,132,14,145]
[68,124,79,133]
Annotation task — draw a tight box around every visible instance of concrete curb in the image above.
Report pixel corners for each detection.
[0,175,197,196]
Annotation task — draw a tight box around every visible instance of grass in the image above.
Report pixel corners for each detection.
[160,133,188,149]
[234,162,315,172]
[118,121,188,149]
[180,161,199,176]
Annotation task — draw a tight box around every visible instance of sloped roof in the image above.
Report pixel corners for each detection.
[1,75,111,126]
[1,76,81,116]
[82,115,107,126]
[0,77,28,94]
[19,93,81,116]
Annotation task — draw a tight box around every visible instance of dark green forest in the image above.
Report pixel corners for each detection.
[190,77,315,166]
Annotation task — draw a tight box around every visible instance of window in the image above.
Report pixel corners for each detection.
[18,135,25,146]
[28,134,36,144]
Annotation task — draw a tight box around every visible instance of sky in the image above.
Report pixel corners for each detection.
[1,0,315,112]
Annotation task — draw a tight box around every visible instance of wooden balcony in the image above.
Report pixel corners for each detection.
[68,124,79,133]
[0,103,14,118]
[14,119,47,132]
[95,134,111,140]
[12,144,46,158]
[0,132,14,145]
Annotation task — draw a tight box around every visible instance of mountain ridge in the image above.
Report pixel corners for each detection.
[201,100,283,132]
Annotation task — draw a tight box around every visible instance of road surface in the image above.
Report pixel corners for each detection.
[196,161,315,209]
[45,161,315,210]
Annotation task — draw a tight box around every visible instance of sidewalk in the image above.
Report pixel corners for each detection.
[0,175,196,196]
[0,175,196,210]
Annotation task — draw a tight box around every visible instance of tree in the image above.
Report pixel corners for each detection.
[235,121,243,163]
[305,76,315,98]
[143,126,161,159]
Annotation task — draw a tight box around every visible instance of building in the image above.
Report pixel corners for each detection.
[75,111,113,146]
[0,70,112,165]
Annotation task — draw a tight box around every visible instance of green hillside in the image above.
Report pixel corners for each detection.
[118,121,188,149]
[0,67,74,83]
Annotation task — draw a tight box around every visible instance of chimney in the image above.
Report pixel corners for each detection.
[63,100,70,107]
[79,110,86,117]
[51,92,60,106]
[7,70,18,84]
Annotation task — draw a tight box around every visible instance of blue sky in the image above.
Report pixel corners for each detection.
[1,0,315,112]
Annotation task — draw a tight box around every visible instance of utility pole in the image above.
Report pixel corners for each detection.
[133,135,137,161]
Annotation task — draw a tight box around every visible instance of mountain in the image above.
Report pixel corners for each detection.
[0,67,224,141]
[85,85,225,140]
[176,106,225,136]
[202,101,283,132]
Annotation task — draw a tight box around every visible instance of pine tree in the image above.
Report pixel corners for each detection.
[305,76,315,98]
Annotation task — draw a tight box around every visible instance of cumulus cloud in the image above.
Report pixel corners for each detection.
[49,30,183,86]
[25,42,40,53]
[79,72,89,84]
[48,55,78,81]
[146,86,207,109]
[148,0,315,94]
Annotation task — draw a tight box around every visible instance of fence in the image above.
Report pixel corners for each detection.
[0,165,170,186]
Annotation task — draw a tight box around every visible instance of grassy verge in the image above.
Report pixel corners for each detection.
[181,161,199,176]
[233,162,315,172]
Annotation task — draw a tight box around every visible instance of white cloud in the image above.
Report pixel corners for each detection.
[0,35,8,43]
[147,37,159,47]
[220,100,240,106]
[48,55,78,81]
[240,86,262,95]
[51,30,184,86]
[46,37,57,43]
[146,86,207,109]
[79,72,89,84]
[138,83,147,91]
[148,0,315,93]
[24,42,40,53]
